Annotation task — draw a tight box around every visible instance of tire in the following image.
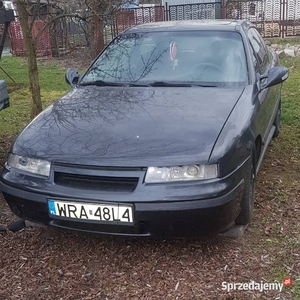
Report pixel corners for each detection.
[273,100,281,138]
[235,155,255,225]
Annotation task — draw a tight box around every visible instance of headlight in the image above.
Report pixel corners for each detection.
[7,154,51,177]
[145,164,218,183]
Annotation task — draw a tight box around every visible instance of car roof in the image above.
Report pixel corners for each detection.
[124,19,248,33]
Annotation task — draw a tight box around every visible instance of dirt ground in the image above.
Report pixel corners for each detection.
[0,53,299,299]
[36,49,92,70]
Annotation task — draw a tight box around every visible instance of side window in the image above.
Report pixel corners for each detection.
[247,28,269,74]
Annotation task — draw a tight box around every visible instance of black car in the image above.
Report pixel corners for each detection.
[0,20,288,237]
[0,79,9,111]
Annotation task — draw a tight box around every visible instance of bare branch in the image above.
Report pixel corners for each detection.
[33,13,87,44]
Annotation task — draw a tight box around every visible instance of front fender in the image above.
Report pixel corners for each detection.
[209,86,256,177]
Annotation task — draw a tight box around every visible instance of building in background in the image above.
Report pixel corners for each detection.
[161,0,220,4]
[163,0,222,21]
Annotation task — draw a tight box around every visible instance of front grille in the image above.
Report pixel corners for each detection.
[54,172,139,192]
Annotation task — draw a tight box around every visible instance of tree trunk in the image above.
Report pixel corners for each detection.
[90,0,106,59]
[92,14,105,59]
[16,0,43,119]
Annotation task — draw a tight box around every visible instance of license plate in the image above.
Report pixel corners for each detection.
[47,200,133,223]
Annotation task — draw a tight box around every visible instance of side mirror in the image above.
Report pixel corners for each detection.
[65,68,80,87]
[260,66,289,90]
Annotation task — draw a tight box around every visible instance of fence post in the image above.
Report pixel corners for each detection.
[281,0,286,38]
[221,0,226,19]
[165,2,169,21]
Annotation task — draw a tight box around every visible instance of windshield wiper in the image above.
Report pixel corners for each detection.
[149,81,192,87]
[80,80,125,87]
[192,83,218,87]
[127,83,151,87]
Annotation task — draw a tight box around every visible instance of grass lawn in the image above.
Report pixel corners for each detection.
[0,56,70,134]
[280,57,300,126]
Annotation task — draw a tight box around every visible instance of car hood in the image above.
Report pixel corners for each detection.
[12,86,244,167]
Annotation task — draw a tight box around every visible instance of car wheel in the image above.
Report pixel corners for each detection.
[273,100,281,138]
[235,154,255,225]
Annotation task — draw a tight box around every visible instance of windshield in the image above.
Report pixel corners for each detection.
[81,31,248,87]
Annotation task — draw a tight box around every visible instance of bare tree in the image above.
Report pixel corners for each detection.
[84,0,138,58]
[15,0,42,118]
[15,0,84,118]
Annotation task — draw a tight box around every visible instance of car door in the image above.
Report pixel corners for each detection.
[247,27,278,144]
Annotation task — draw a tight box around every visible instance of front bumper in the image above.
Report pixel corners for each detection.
[0,161,247,237]
[0,184,244,237]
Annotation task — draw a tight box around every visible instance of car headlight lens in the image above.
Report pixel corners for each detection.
[7,154,51,177]
[145,164,218,183]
